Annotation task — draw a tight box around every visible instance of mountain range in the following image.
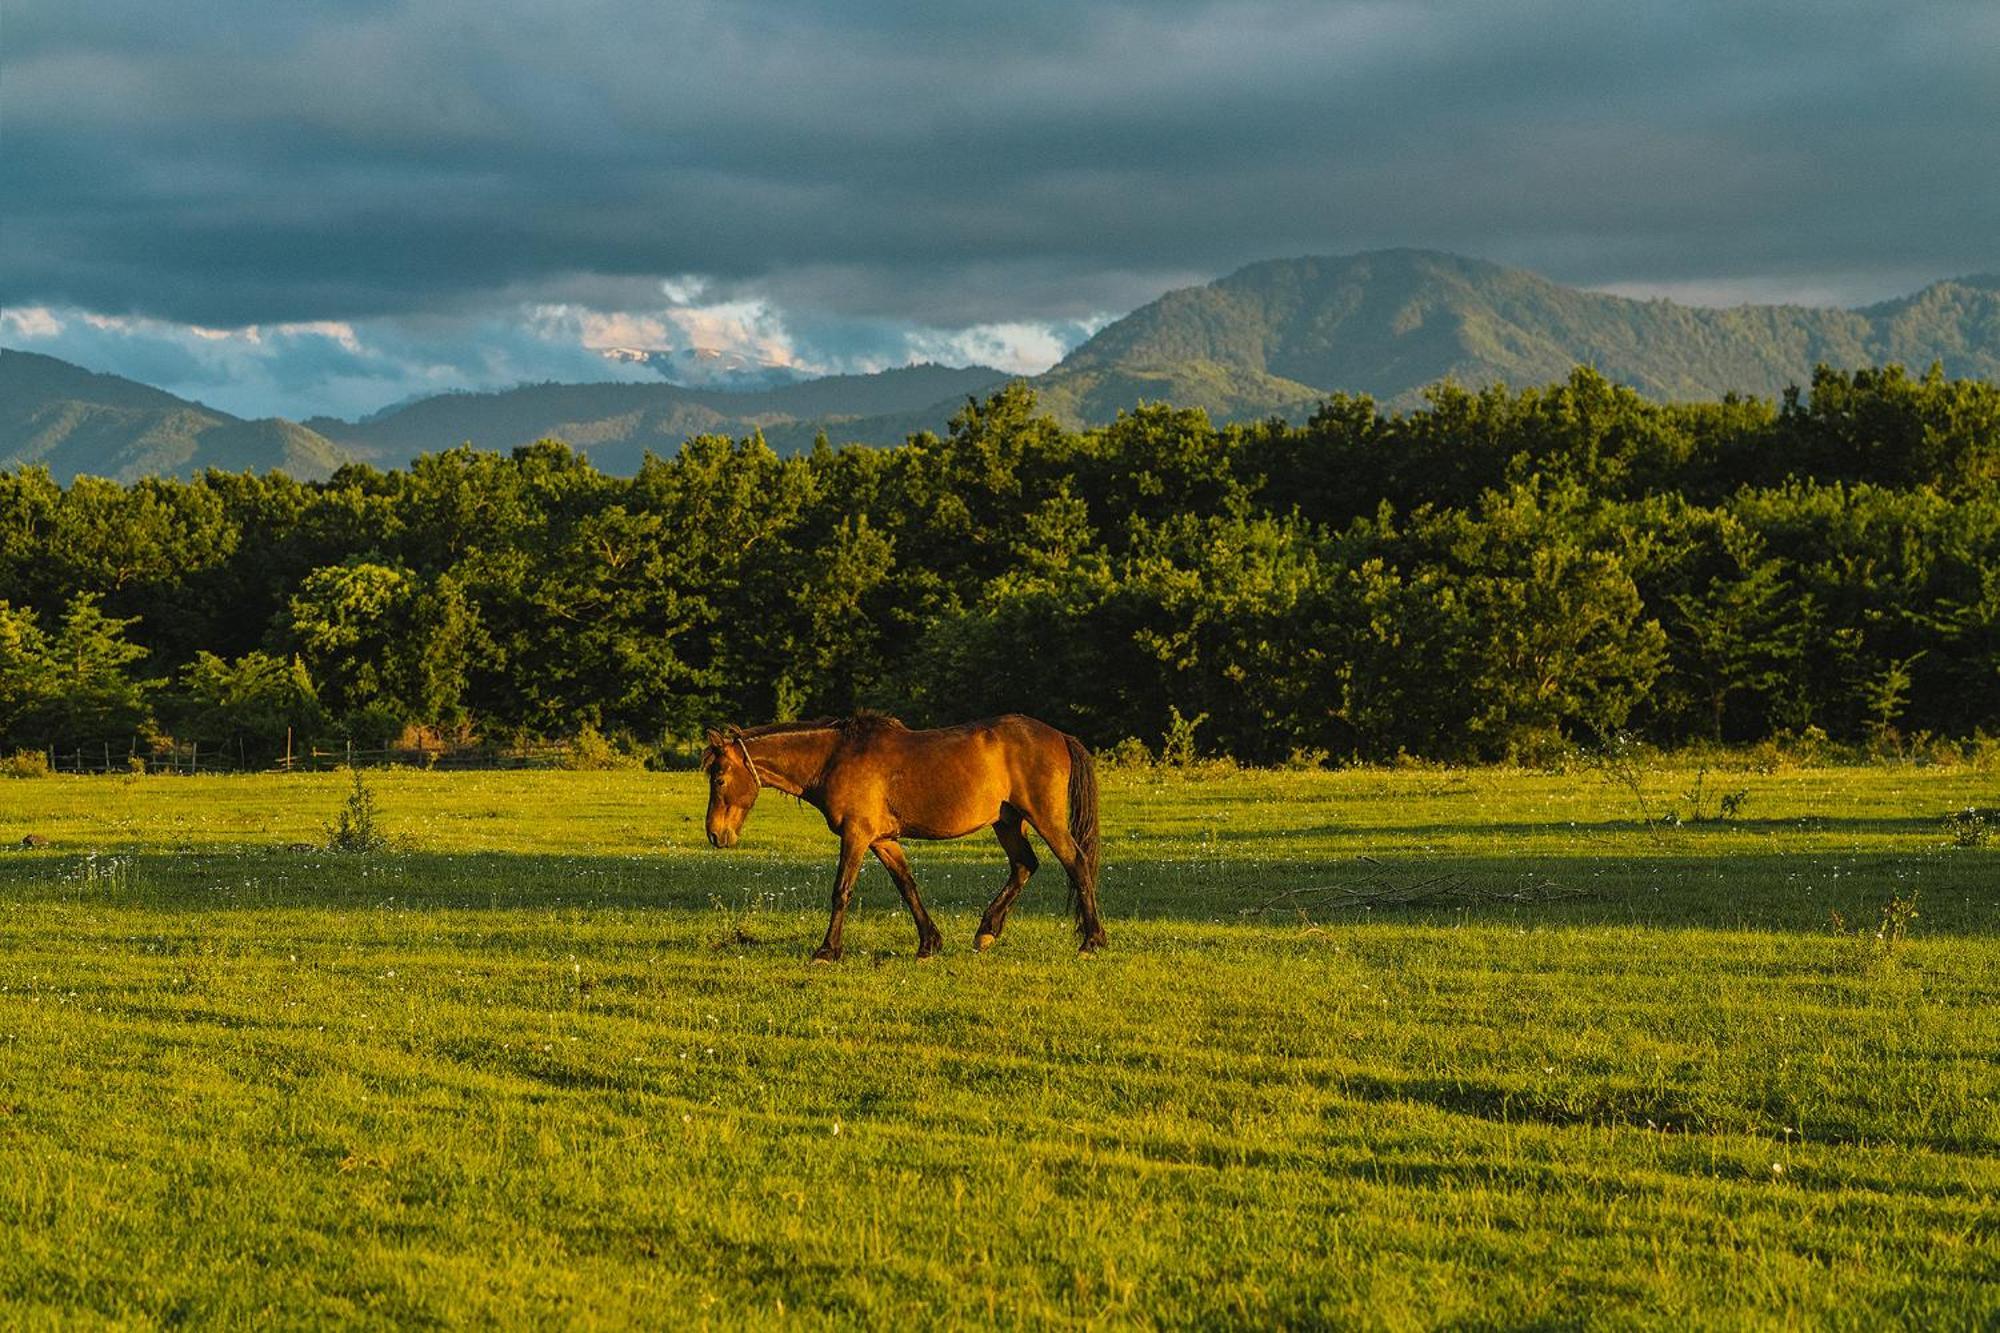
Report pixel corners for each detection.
[1038,250,2000,420]
[0,350,351,482]
[6,249,1999,482]
[298,363,1013,476]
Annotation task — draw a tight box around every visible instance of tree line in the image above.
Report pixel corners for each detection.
[1,364,1995,766]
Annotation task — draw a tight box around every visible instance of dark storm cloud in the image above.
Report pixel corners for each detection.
[4,0,1996,331]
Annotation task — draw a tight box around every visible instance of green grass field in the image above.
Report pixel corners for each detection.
[1,762,1995,1328]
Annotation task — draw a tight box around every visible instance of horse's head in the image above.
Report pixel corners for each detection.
[700,728,761,848]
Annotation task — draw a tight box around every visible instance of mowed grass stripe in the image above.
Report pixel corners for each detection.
[1,764,1996,1327]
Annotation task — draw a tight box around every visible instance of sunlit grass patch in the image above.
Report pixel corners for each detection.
[0,763,1994,1325]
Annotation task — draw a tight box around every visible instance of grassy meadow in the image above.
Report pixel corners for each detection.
[1,760,1996,1328]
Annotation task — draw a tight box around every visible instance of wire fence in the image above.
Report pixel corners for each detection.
[34,739,577,775]
[278,742,573,772]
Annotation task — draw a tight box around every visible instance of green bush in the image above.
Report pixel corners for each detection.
[561,724,641,771]
[324,770,389,854]
[1103,737,1153,770]
[1943,809,1995,848]
[3,749,50,779]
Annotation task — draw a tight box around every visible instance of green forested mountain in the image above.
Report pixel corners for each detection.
[1036,250,2000,421]
[1029,360,1327,428]
[321,261,2000,450]
[0,349,353,482]
[0,350,1008,480]
[304,363,1011,470]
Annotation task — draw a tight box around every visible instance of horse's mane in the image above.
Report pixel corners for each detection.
[732,710,906,741]
[838,709,906,737]
[733,717,839,738]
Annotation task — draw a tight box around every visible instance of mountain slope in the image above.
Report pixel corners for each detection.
[308,362,1011,470]
[1,349,352,482]
[10,256,2000,479]
[1036,250,2000,419]
[1029,360,1326,427]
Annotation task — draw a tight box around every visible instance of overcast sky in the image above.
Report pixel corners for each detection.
[4,1,1996,418]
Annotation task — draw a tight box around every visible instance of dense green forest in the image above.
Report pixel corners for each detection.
[2,364,1996,766]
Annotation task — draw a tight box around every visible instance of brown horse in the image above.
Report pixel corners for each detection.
[699,713,1105,960]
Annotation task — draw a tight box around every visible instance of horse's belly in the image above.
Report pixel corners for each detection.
[897,814,992,841]
[893,791,1005,841]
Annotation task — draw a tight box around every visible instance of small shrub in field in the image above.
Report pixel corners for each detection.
[1592,743,1750,829]
[562,724,638,771]
[1828,891,1920,972]
[1878,893,1919,950]
[325,769,389,853]
[1587,733,1664,827]
[1159,707,1208,769]
[395,721,476,767]
[1747,725,1837,773]
[1911,733,1967,768]
[1508,730,1579,773]
[1282,746,1330,771]
[1943,808,1995,848]
[3,750,50,779]
[1678,766,1750,824]
[1103,737,1153,770]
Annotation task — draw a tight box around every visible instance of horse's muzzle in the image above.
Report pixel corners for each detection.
[708,829,738,849]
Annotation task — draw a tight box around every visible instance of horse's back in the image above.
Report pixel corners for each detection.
[916,713,1072,778]
[835,713,1076,841]
[924,712,1066,746]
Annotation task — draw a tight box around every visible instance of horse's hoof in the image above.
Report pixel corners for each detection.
[810,947,842,964]
[974,932,997,952]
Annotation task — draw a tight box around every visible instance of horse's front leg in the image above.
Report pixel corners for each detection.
[812,833,869,963]
[873,838,944,958]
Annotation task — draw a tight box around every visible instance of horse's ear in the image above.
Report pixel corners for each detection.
[704,728,724,748]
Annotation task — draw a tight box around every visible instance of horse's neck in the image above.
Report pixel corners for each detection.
[746,729,835,798]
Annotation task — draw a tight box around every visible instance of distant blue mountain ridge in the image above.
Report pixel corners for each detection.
[6,250,1998,481]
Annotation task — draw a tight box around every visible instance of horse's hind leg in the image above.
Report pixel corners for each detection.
[1025,819,1108,954]
[873,839,944,959]
[975,813,1037,951]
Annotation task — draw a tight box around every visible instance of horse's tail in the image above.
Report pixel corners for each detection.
[1064,733,1100,935]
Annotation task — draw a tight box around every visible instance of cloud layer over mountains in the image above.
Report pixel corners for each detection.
[4,1,1995,417]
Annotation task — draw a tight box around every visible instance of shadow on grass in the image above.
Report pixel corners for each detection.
[1213,814,1970,843]
[0,845,1993,936]
[1334,1071,1997,1154]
